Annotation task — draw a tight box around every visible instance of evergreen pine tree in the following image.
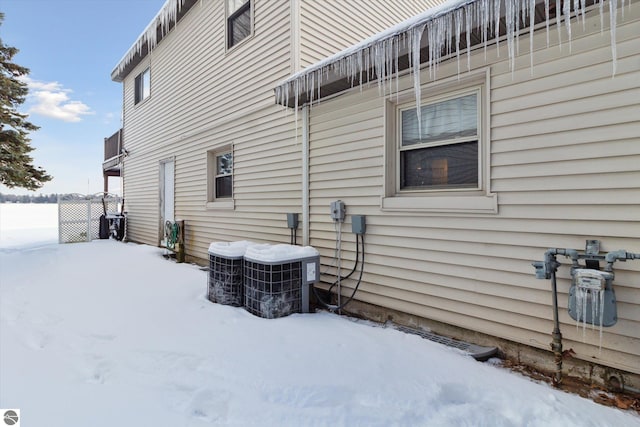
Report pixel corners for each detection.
[0,13,51,190]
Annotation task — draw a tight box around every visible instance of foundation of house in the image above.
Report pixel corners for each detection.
[335,298,640,398]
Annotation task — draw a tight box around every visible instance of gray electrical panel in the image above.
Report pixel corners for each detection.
[352,215,366,235]
[330,200,346,222]
[287,213,299,229]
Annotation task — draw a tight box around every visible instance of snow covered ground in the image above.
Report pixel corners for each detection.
[1,203,638,426]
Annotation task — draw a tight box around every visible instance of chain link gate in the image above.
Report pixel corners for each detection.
[58,194,121,244]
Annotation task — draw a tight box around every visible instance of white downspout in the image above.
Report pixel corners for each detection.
[302,105,310,246]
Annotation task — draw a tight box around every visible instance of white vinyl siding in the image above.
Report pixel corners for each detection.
[306,5,640,375]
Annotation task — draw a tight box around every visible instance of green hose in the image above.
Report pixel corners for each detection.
[165,221,179,250]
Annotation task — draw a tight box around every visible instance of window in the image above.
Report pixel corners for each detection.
[134,68,150,104]
[227,0,251,49]
[399,93,479,191]
[382,70,496,213]
[207,147,234,209]
[215,152,233,198]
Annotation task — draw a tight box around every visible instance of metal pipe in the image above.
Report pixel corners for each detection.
[549,266,563,387]
[604,250,640,272]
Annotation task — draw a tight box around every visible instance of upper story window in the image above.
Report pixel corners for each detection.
[227,0,252,49]
[134,68,150,105]
[399,93,479,191]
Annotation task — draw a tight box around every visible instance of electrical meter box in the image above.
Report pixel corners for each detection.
[568,269,617,327]
[330,200,346,222]
[287,213,299,229]
[352,215,366,235]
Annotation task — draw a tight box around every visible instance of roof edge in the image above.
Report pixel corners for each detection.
[111,0,197,82]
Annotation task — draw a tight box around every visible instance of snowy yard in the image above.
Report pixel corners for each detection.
[1,204,638,427]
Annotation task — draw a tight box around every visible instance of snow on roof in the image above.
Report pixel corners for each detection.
[111,0,189,81]
[282,0,472,84]
[275,0,621,108]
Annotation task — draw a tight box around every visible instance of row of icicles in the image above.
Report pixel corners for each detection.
[275,0,629,113]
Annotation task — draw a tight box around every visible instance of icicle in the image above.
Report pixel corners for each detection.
[515,0,522,57]
[505,0,516,73]
[598,287,605,353]
[410,24,425,137]
[610,0,618,76]
[556,0,562,50]
[545,0,550,46]
[277,0,622,120]
[481,0,489,60]
[455,9,462,76]
[530,0,536,73]
[575,286,589,339]
[564,0,572,52]
[465,5,472,72]
[494,0,501,56]
[578,287,606,354]
[115,0,187,77]
[394,36,400,101]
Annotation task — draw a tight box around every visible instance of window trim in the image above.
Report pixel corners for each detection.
[134,67,151,105]
[381,68,497,214]
[206,145,235,210]
[226,0,253,51]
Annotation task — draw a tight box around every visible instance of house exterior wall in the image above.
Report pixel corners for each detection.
[298,0,443,68]
[120,0,442,258]
[305,4,640,375]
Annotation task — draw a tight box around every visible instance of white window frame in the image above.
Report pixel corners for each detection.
[206,145,234,210]
[134,67,150,105]
[382,69,497,214]
[225,0,253,51]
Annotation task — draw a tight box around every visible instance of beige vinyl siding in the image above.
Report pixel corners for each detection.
[299,0,444,68]
[306,4,640,374]
[122,0,299,251]
[121,1,459,257]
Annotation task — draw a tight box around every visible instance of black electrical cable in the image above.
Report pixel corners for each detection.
[320,235,359,288]
[313,233,365,311]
